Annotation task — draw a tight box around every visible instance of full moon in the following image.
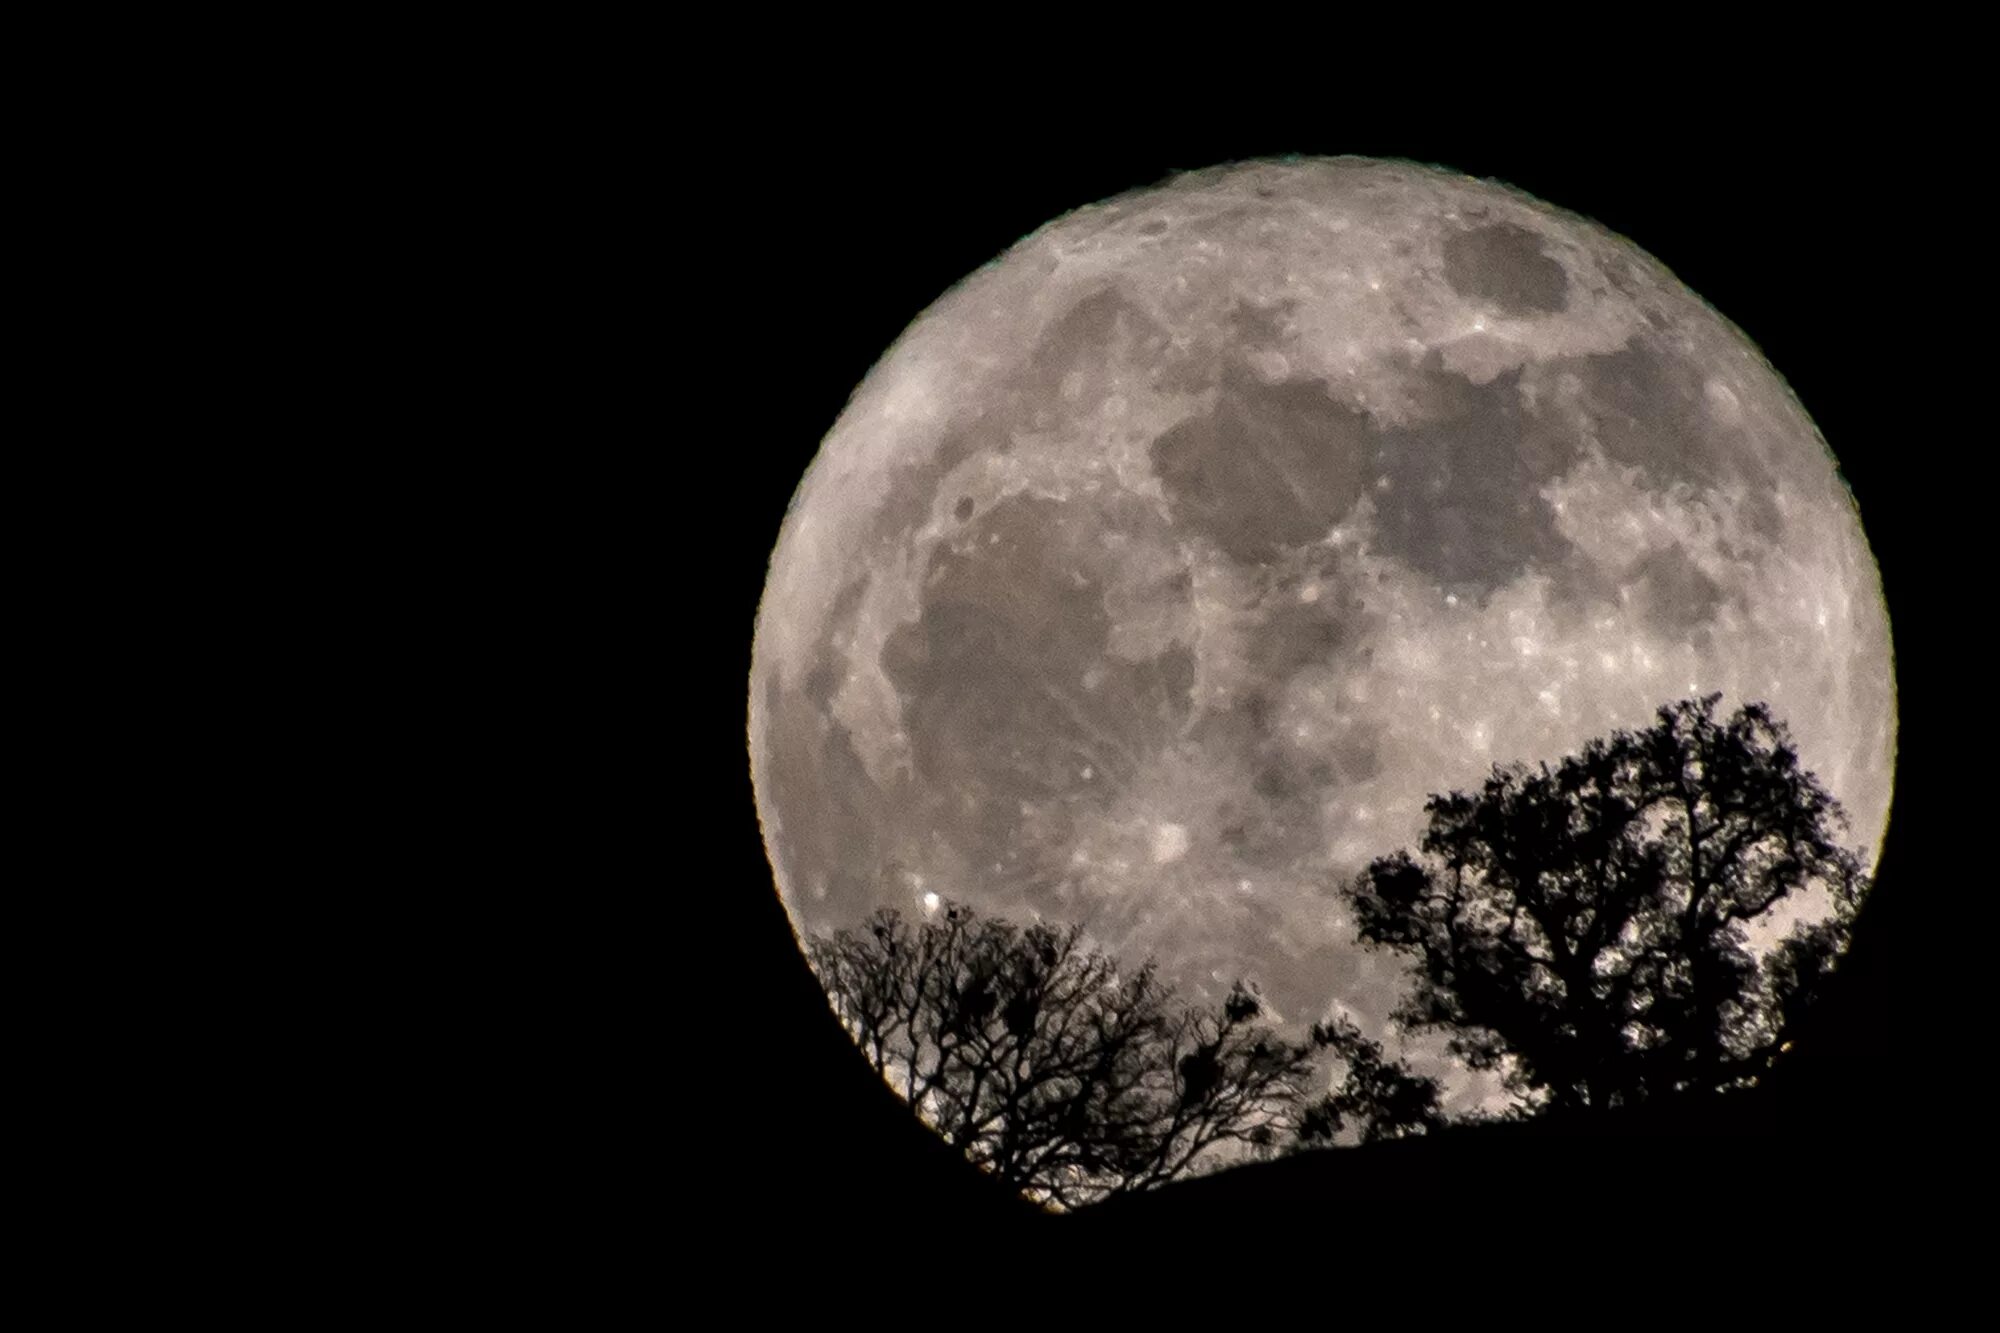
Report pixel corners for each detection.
[748,157,1895,1104]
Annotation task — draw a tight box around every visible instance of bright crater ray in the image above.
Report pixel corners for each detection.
[750,157,1896,1095]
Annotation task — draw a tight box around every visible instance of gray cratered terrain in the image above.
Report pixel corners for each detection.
[748,157,1895,1105]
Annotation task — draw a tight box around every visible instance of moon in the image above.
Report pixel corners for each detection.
[748,156,1895,1102]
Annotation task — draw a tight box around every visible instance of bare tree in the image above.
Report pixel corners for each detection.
[807,901,1318,1210]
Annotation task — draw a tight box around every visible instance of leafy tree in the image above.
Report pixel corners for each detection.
[1298,1016,1446,1145]
[1343,695,1868,1114]
[807,901,1318,1209]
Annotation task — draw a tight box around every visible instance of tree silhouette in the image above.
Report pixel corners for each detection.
[807,901,1319,1209]
[1298,1016,1447,1145]
[1344,694,1868,1114]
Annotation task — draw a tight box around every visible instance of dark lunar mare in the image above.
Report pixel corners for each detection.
[879,493,1197,917]
[1440,220,1571,315]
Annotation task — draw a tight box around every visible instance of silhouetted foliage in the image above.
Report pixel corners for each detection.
[1344,695,1868,1114]
[1299,1016,1447,1145]
[807,901,1319,1209]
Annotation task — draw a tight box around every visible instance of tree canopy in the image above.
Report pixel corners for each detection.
[1298,1015,1446,1146]
[807,901,1320,1209]
[1344,694,1868,1113]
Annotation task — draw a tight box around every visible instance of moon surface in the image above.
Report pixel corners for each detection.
[749,157,1895,1103]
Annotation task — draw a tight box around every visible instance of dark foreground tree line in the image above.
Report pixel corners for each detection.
[805,695,1871,1209]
